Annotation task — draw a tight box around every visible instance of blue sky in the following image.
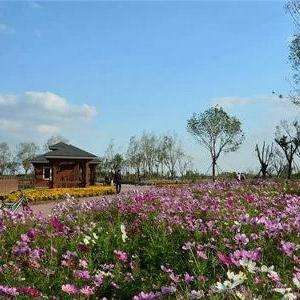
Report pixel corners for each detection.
[0,1,298,172]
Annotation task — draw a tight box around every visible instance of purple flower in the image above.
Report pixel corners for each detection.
[184,272,194,283]
[0,285,19,296]
[280,241,297,257]
[74,270,90,280]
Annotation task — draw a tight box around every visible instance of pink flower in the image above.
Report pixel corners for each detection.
[94,273,104,286]
[133,291,159,300]
[114,250,128,262]
[268,271,281,283]
[80,285,95,296]
[234,233,249,246]
[79,259,88,269]
[61,284,78,295]
[196,249,208,260]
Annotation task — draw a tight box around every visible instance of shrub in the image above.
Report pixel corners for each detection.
[6,185,115,203]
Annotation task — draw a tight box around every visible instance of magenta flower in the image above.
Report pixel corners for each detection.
[114,250,128,262]
[217,252,233,267]
[18,287,41,298]
[50,216,66,233]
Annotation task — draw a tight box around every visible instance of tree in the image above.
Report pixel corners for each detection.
[270,149,287,178]
[161,134,183,178]
[126,136,143,181]
[286,1,300,105]
[275,120,300,179]
[17,142,39,174]
[140,132,157,176]
[255,142,274,178]
[111,153,125,172]
[0,142,11,175]
[177,153,193,177]
[187,106,244,181]
[44,135,69,151]
[6,161,19,175]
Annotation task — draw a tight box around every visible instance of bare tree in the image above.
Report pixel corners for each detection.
[177,153,193,177]
[44,135,69,151]
[161,134,183,178]
[0,142,11,175]
[275,120,300,179]
[17,142,39,174]
[270,149,287,178]
[255,142,274,178]
[187,106,244,181]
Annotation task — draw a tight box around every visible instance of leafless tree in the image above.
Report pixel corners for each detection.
[17,142,39,174]
[0,142,11,175]
[255,142,274,178]
[270,149,287,177]
[275,120,300,179]
[44,135,69,151]
[177,153,193,177]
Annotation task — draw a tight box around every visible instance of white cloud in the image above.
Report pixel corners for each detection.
[29,1,42,9]
[0,91,98,138]
[0,94,17,106]
[0,119,21,133]
[0,23,15,34]
[25,91,69,114]
[36,124,59,135]
[212,96,256,107]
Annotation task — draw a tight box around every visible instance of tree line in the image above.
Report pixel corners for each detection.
[0,136,69,176]
[98,133,193,182]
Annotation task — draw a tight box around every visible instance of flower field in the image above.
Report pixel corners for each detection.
[6,185,115,203]
[0,181,299,299]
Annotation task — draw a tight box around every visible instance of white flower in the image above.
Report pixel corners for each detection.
[261,265,274,273]
[273,288,297,300]
[120,223,127,242]
[239,259,257,273]
[293,276,300,289]
[189,290,204,299]
[235,291,246,300]
[83,235,91,245]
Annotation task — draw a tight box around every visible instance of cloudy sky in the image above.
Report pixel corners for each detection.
[0,1,299,173]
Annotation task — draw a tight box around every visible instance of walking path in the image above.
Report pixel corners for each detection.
[29,185,150,216]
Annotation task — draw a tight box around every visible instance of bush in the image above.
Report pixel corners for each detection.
[6,185,115,203]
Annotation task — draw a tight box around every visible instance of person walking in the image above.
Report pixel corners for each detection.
[113,169,122,194]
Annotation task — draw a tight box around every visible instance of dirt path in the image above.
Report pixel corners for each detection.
[29,185,150,216]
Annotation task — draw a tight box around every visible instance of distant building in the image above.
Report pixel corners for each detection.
[31,142,100,188]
